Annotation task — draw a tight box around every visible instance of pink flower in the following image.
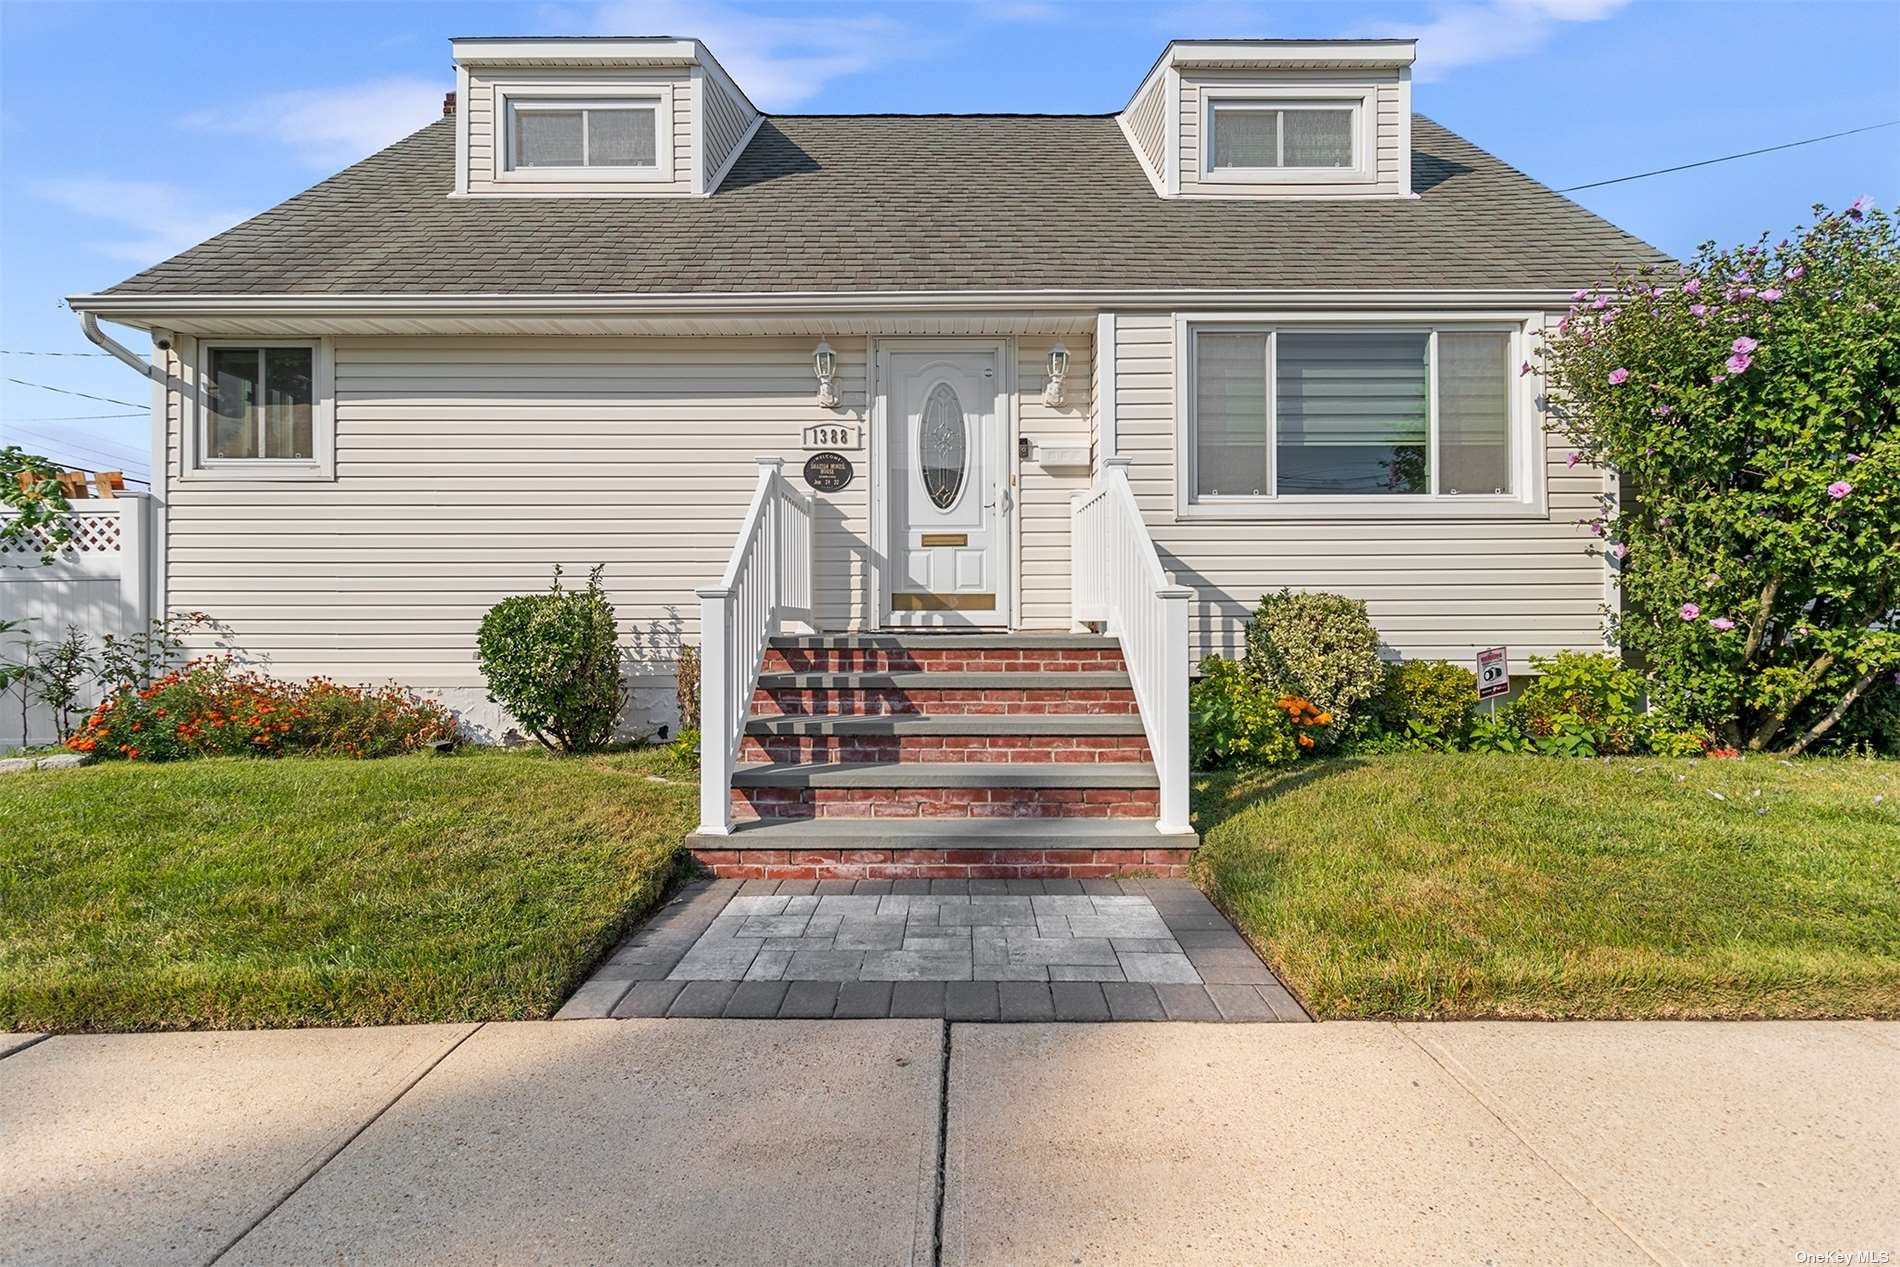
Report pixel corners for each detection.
[1520,361,1533,376]
[1653,405,1672,417]
[1610,543,1628,560]
[1710,617,1736,632]
[1731,336,1758,354]
[1679,603,1701,621]
[1760,288,1782,302]
[1567,452,1581,468]
[1572,289,1589,302]
[1589,521,1605,537]
[1726,352,1752,373]
[1787,264,1806,280]
[1848,194,1875,219]
[1592,296,1610,310]
[1828,480,1852,499]
[1846,453,1863,463]
[1690,304,1709,318]
[1608,367,1630,385]
[1683,278,1702,295]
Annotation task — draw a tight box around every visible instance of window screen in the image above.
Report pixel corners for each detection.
[1193,333,1268,497]
[511,104,657,169]
[1437,332,1513,495]
[207,346,313,461]
[1211,106,1353,170]
[1275,333,1429,495]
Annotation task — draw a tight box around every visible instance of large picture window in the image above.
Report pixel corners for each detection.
[1185,324,1525,511]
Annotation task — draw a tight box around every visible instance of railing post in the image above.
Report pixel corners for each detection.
[696,584,733,836]
[755,457,783,632]
[1156,581,1194,835]
[1069,491,1089,632]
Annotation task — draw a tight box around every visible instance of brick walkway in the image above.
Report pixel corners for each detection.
[558,877,1308,1022]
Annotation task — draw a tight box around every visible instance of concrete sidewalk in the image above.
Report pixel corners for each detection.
[4,1020,1895,1266]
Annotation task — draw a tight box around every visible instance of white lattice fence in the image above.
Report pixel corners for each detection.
[1,495,153,749]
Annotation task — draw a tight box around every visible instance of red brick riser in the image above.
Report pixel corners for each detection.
[765,648,1126,673]
[732,786,1161,820]
[689,846,1195,881]
[739,734,1153,764]
[756,687,1140,717]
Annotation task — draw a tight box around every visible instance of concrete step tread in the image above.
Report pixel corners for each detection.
[744,714,1147,737]
[731,762,1159,788]
[758,671,1132,690]
[688,818,1197,850]
[770,633,1117,650]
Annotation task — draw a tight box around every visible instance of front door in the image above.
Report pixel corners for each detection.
[882,342,1010,628]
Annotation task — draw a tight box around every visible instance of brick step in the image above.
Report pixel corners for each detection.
[685,818,1198,880]
[755,671,1137,717]
[740,729,1151,764]
[764,645,1125,674]
[730,762,1160,822]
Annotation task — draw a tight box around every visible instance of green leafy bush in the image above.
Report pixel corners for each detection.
[1512,652,1644,756]
[1190,657,1299,770]
[1243,589,1385,741]
[1376,660,1479,749]
[476,565,626,753]
[1538,198,1899,754]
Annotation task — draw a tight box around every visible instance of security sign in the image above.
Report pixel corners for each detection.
[1475,646,1511,700]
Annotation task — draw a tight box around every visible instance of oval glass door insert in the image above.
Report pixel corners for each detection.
[920,382,967,510]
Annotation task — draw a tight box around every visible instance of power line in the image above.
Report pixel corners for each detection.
[0,349,113,358]
[1557,119,1900,193]
[3,377,146,408]
[0,412,146,422]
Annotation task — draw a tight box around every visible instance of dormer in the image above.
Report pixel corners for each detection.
[1118,39,1416,200]
[449,37,760,197]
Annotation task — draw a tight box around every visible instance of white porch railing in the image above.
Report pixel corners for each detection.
[697,458,815,835]
[1071,457,1193,834]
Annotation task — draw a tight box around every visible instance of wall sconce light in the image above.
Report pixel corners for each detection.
[1041,342,1069,408]
[813,338,839,410]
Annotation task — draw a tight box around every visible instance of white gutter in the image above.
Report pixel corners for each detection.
[67,287,1583,325]
[78,311,164,381]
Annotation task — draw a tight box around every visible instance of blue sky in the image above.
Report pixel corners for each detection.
[3,0,1896,479]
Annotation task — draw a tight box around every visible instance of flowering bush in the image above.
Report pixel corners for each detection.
[1538,198,1898,754]
[1189,657,1300,769]
[68,658,456,762]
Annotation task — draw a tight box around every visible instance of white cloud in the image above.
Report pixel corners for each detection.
[578,1,911,109]
[184,76,444,168]
[1397,0,1634,81]
[28,178,256,265]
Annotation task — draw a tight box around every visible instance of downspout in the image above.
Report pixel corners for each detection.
[78,311,165,381]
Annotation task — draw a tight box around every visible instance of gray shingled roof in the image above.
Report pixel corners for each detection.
[100,114,1667,297]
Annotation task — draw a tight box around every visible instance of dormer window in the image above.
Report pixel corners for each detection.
[510,101,657,170]
[1210,103,1354,171]
[1201,88,1374,185]
[489,83,675,184]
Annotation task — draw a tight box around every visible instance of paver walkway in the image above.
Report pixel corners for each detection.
[558,877,1307,1022]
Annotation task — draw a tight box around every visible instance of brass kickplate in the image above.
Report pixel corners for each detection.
[892,592,997,611]
[919,533,969,547]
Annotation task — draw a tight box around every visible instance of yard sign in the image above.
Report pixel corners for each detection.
[1475,646,1510,700]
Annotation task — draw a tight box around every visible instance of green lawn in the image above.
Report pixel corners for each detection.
[0,748,695,1032]
[1194,754,1900,1020]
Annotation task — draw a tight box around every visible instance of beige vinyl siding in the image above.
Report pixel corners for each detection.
[465,68,694,195]
[1122,73,1168,181]
[162,337,869,687]
[1179,70,1405,199]
[701,71,756,187]
[1115,313,1607,673]
[1017,336,1092,629]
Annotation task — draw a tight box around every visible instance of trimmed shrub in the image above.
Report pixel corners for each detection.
[68,657,456,762]
[476,565,626,753]
[1377,659,1480,749]
[1242,589,1385,740]
[1189,657,1299,770]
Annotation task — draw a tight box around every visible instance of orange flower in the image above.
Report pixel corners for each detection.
[1313,712,1333,726]
[1297,734,1315,748]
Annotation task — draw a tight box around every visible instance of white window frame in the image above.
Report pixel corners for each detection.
[1202,86,1375,185]
[493,83,674,184]
[1172,314,1544,520]
[180,337,335,483]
